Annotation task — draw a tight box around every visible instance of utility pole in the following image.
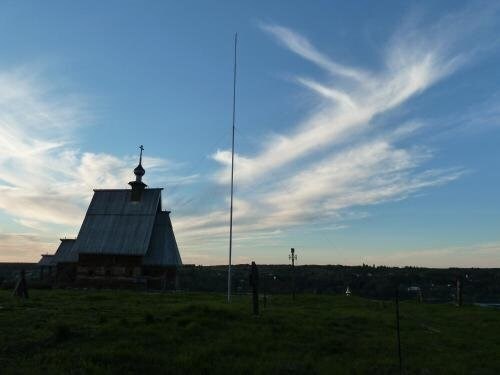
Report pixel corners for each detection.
[289,248,297,300]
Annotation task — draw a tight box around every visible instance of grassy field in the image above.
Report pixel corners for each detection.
[0,290,499,374]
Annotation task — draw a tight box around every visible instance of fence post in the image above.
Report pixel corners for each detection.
[456,276,463,307]
[249,262,259,315]
[289,248,297,300]
[395,285,402,374]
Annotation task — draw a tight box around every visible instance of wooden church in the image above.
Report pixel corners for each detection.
[39,146,182,289]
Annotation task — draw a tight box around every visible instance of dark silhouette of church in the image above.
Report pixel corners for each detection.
[39,146,182,289]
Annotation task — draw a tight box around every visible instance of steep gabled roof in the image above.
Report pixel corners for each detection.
[39,239,77,265]
[72,189,162,256]
[38,254,55,266]
[53,239,78,263]
[143,211,182,266]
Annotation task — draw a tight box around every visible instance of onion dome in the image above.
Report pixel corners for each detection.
[134,162,145,180]
[129,145,147,201]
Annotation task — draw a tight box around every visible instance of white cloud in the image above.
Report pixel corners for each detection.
[296,77,356,108]
[213,20,464,186]
[0,68,191,261]
[212,23,449,200]
[260,24,368,82]
[191,9,496,260]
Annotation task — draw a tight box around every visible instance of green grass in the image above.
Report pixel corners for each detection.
[0,290,499,374]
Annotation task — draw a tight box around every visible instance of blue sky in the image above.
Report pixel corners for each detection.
[0,1,499,266]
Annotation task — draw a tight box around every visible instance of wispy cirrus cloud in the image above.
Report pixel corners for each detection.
[213,18,466,185]
[259,24,369,82]
[184,6,499,262]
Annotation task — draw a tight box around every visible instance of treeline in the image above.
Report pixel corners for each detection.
[1,262,499,302]
[179,264,500,303]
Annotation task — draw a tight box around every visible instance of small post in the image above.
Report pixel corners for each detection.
[289,248,297,300]
[262,273,267,308]
[456,276,463,307]
[249,262,259,315]
[13,269,29,299]
[162,271,167,292]
[174,271,180,291]
[395,285,402,374]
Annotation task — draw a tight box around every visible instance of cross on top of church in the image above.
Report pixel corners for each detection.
[139,145,144,164]
[132,144,146,183]
[130,144,147,199]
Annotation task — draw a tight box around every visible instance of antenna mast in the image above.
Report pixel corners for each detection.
[228,33,238,303]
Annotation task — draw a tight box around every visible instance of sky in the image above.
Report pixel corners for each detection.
[0,1,499,267]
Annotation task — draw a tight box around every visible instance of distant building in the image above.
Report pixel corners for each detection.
[39,147,182,289]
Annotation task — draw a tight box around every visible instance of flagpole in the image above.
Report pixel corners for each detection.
[228,32,237,303]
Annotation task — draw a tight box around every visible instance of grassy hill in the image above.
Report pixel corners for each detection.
[0,290,499,374]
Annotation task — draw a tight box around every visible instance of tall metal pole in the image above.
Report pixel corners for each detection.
[228,33,238,303]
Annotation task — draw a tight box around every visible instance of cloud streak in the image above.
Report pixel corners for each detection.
[214,19,466,185]
[189,8,498,261]
[260,24,368,82]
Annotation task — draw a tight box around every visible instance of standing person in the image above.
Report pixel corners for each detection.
[13,269,29,299]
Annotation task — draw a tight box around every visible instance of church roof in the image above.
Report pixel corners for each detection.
[54,239,78,263]
[143,211,182,266]
[38,254,55,266]
[72,189,162,256]
[43,148,182,267]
